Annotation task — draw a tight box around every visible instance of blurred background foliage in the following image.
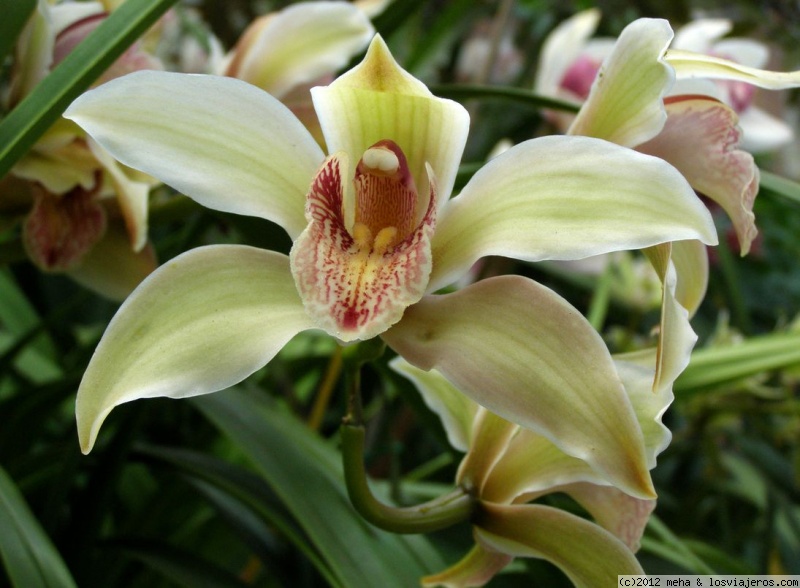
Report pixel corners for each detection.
[1,0,799,586]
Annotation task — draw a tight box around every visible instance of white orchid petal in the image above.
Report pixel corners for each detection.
[738,106,795,153]
[65,71,324,239]
[76,246,315,453]
[231,2,373,98]
[535,9,601,96]
[569,19,675,147]
[667,49,800,90]
[672,18,731,53]
[383,275,655,499]
[430,135,717,291]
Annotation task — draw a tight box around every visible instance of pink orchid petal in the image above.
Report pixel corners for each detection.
[638,96,758,255]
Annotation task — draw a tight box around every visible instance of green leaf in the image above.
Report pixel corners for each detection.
[0,464,78,588]
[192,389,445,588]
[0,0,179,178]
[0,0,36,65]
[675,331,800,394]
[760,170,800,206]
[112,538,249,588]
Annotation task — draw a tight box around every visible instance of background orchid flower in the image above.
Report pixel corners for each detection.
[221,1,378,145]
[668,18,793,152]
[391,352,672,587]
[65,35,717,500]
[1,0,161,299]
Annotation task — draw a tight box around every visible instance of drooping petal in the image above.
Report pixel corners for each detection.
[383,275,655,499]
[429,135,717,291]
[643,243,697,394]
[552,482,655,551]
[289,153,436,341]
[421,544,512,588]
[569,18,674,148]
[64,71,324,239]
[613,352,674,468]
[637,96,758,255]
[666,49,800,90]
[88,138,151,252]
[66,224,157,301]
[226,2,374,99]
[311,36,469,210]
[534,9,601,98]
[475,503,644,587]
[76,246,316,453]
[670,239,709,317]
[388,356,478,452]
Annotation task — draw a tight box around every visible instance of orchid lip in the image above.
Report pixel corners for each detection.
[289,139,437,341]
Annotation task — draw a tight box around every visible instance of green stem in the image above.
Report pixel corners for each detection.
[340,424,475,534]
[429,84,581,113]
[586,262,614,331]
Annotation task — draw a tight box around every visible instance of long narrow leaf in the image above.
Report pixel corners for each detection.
[0,464,77,588]
[0,0,36,65]
[0,0,178,178]
[192,389,445,588]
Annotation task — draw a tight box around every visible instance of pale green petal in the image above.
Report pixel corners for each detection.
[671,18,731,53]
[7,0,55,106]
[311,36,469,211]
[671,239,708,317]
[232,2,373,98]
[482,427,599,505]
[534,8,601,96]
[388,356,478,453]
[667,49,800,89]
[383,275,655,499]
[67,224,156,301]
[455,409,517,494]
[614,353,674,469]
[569,18,674,147]
[76,246,316,453]
[644,243,698,394]
[421,544,511,588]
[475,503,644,587]
[64,71,324,239]
[430,135,717,291]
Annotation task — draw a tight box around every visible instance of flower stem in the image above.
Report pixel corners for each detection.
[340,424,475,534]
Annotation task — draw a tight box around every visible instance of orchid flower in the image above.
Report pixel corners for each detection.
[65,35,717,500]
[2,0,161,299]
[535,14,798,392]
[391,351,671,587]
[221,1,378,145]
